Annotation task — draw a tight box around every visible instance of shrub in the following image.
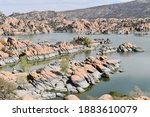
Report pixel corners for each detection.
[60,57,70,75]
[20,56,29,72]
[71,37,92,46]
[16,77,28,88]
[0,78,17,100]
[83,37,92,46]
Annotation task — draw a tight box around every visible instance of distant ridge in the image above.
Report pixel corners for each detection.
[61,0,150,19]
[1,0,150,19]
[9,10,58,20]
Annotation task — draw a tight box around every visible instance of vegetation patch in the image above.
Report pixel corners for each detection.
[60,57,70,75]
[0,78,17,100]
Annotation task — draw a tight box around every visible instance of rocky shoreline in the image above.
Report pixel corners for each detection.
[0,56,19,66]
[0,15,150,35]
[64,94,150,100]
[0,37,111,66]
[0,55,121,99]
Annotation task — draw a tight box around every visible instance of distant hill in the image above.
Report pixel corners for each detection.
[3,0,150,20]
[9,10,58,20]
[61,0,150,19]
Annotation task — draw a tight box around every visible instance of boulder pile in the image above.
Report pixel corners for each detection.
[0,37,33,66]
[24,42,59,61]
[0,16,150,35]
[0,71,28,83]
[25,56,120,99]
[99,45,117,55]
[117,42,145,52]
[24,38,108,61]
[132,96,150,100]
[0,17,53,36]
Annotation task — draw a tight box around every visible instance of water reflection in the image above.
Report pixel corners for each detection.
[100,77,110,82]
[84,50,92,58]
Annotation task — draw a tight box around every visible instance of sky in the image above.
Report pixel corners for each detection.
[0,0,133,15]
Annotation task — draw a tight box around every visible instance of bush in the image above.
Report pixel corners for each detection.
[20,56,29,72]
[71,37,92,46]
[83,37,92,46]
[16,77,28,88]
[0,78,17,100]
[60,57,70,75]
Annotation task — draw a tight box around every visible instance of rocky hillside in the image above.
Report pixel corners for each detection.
[61,0,150,19]
[6,0,150,20]
[9,10,58,21]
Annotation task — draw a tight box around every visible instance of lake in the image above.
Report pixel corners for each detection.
[1,33,150,99]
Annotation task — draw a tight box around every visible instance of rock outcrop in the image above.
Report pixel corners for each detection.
[132,96,150,100]
[64,95,80,100]
[1,14,150,35]
[0,17,150,35]
[117,42,145,52]
[25,56,120,99]
[24,37,105,61]
[0,71,28,83]
[99,45,117,55]
[98,94,150,100]
[54,18,150,34]
[0,17,53,35]
[98,94,113,100]
[21,95,34,100]
[0,37,33,66]
[0,37,109,66]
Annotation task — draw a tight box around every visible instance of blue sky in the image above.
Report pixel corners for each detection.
[0,0,133,15]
